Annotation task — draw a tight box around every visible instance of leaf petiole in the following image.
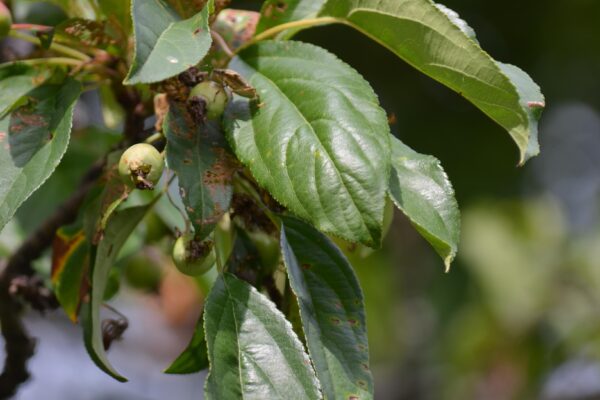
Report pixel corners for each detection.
[9,31,91,62]
[236,17,340,54]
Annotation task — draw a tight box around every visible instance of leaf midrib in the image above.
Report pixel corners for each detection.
[247,65,374,242]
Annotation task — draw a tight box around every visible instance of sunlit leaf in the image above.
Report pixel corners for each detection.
[204,273,322,399]
[124,0,213,84]
[224,41,391,246]
[281,216,373,399]
[388,137,460,270]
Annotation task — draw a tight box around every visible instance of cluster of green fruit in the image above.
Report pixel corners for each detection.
[117,80,230,277]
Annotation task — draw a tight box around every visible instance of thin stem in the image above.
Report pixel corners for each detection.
[144,132,164,144]
[236,17,339,53]
[211,29,234,58]
[9,31,91,62]
[11,23,52,31]
[17,57,83,67]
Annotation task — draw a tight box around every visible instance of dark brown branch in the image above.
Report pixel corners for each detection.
[0,159,104,399]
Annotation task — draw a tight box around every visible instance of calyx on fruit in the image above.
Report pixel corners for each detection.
[172,233,215,276]
[0,3,12,39]
[188,81,230,120]
[118,143,164,190]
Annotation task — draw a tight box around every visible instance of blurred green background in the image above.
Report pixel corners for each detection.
[1,1,600,399]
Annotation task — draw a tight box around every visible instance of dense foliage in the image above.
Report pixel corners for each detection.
[0,0,544,398]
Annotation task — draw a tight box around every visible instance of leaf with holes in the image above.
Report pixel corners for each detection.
[388,137,460,270]
[281,216,373,400]
[124,0,213,84]
[82,202,154,381]
[204,273,322,399]
[164,101,235,239]
[0,78,81,232]
[224,41,391,246]
[164,311,208,374]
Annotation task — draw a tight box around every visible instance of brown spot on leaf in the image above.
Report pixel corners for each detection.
[302,263,311,270]
[330,316,341,325]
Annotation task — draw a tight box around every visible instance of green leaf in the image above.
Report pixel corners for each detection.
[317,0,544,164]
[164,102,235,239]
[82,203,154,382]
[164,312,208,374]
[0,63,52,117]
[124,0,212,85]
[388,137,460,270]
[281,216,373,400]
[0,79,81,232]
[204,273,322,399]
[224,41,391,246]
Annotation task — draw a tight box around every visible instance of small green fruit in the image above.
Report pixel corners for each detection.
[0,3,12,39]
[172,233,215,276]
[189,81,230,120]
[118,143,164,190]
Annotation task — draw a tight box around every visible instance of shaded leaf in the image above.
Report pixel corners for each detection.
[317,0,545,164]
[82,203,154,381]
[0,62,52,118]
[164,102,235,239]
[224,41,391,246]
[165,312,208,374]
[204,273,322,399]
[388,137,460,270]
[124,0,213,84]
[51,224,89,322]
[224,226,264,285]
[0,79,81,232]
[281,216,373,400]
